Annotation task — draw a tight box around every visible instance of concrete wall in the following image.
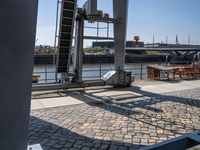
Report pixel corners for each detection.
[0,0,38,150]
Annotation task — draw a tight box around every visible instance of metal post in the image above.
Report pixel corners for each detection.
[99,64,102,78]
[166,36,168,45]
[0,0,38,150]
[97,22,99,40]
[176,34,179,45]
[45,65,48,83]
[193,54,196,65]
[188,35,191,45]
[165,52,169,66]
[54,0,61,82]
[113,0,129,71]
[153,35,155,47]
[53,0,60,65]
[198,51,200,78]
[74,17,84,83]
[107,23,109,38]
[140,63,143,80]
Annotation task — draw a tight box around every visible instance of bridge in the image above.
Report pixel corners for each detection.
[127,47,200,63]
[126,47,200,52]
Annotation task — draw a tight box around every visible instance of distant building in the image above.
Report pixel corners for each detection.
[92,41,144,48]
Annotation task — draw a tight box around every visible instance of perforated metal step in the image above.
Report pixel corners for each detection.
[57,0,77,73]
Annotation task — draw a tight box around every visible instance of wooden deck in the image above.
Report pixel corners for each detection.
[177,65,200,79]
[147,64,200,80]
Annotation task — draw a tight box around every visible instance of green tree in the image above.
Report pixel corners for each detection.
[84,46,104,53]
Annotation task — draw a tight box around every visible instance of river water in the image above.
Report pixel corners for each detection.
[33,63,160,83]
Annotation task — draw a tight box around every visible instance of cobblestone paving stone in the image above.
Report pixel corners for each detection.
[29,88,200,150]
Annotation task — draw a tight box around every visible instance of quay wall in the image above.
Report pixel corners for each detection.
[34,54,166,65]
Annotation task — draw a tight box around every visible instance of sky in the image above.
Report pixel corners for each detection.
[36,0,200,46]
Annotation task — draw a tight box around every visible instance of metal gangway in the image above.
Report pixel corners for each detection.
[57,0,77,74]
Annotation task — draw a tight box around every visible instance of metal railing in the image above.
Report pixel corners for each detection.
[33,64,148,84]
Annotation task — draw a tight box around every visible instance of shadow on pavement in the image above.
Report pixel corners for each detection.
[29,84,200,149]
[29,116,145,150]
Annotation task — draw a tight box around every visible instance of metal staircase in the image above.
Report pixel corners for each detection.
[57,0,77,73]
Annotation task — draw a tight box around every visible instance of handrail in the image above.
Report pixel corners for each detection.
[33,64,148,83]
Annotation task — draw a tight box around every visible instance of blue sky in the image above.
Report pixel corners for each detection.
[36,0,200,46]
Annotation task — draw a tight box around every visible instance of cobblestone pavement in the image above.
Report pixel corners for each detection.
[29,87,200,150]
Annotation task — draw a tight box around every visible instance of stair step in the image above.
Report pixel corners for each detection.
[64,0,75,3]
[63,2,75,10]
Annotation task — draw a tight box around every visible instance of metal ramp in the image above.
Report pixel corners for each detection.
[57,0,77,73]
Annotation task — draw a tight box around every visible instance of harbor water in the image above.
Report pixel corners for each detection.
[33,63,159,83]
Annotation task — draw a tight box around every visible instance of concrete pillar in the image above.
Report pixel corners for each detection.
[0,0,38,150]
[113,0,129,70]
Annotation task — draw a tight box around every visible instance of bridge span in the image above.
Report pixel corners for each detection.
[126,47,200,52]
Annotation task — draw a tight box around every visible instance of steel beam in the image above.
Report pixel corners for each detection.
[113,0,129,70]
[0,0,38,150]
[73,17,84,83]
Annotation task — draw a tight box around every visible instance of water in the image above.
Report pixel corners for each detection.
[33,63,159,83]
